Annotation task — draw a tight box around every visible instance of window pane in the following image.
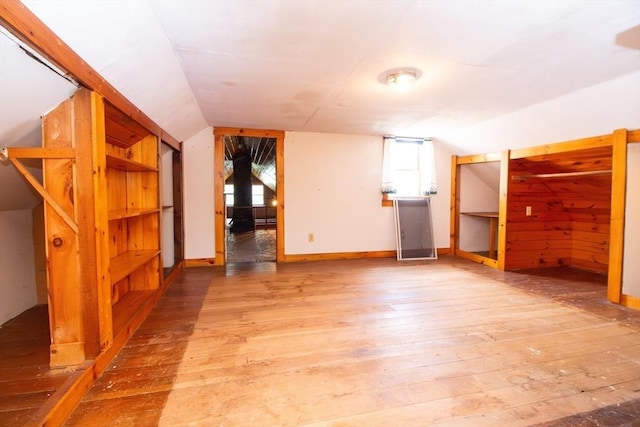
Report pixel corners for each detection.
[393,143,419,170]
[224,184,234,206]
[395,170,420,196]
[252,185,264,205]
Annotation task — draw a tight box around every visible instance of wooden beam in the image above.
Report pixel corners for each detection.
[0,0,180,148]
[7,157,79,234]
[509,134,612,159]
[512,170,612,180]
[607,129,628,303]
[449,155,459,254]
[497,150,510,271]
[456,152,501,164]
[42,96,85,367]
[0,147,75,159]
[214,127,285,139]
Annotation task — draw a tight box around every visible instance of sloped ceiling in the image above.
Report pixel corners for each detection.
[0,31,77,211]
[20,0,640,144]
[1,1,638,211]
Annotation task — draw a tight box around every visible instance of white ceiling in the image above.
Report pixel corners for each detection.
[1,0,639,211]
[18,0,640,145]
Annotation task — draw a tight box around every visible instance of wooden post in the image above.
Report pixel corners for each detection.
[74,89,113,355]
[42,97,85,366]
[607,129,628,303]
[497,150,510,271]
[449,155,460,255]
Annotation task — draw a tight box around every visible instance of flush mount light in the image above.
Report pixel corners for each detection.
[385,69,420,90]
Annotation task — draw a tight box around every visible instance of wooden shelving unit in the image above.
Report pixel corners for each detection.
[40,88,162,366]
[105,124,161,330]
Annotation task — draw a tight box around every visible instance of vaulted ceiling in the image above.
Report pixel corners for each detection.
[19,0,640,144]
[1,0,639,211]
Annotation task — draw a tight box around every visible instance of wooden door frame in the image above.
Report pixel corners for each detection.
[213,127,285,265]
[449,152,503,270]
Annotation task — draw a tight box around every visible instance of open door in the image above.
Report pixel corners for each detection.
[213,128,285,265]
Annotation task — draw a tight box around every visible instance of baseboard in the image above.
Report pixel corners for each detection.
[185,258,217,267]
[186,249,451,266]
[283,247,451,263]
[620,294,640,310]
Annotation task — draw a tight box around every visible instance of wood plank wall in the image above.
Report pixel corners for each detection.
[505,162,573,270]
[505,148,612,273]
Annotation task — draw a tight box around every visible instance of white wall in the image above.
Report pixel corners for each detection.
[623,142,640,297]
[447,71,640,153]
[183,73,638,260]
[0,210,37,325]
[284,132,395,254]
[183,127,215,259]
[458,165,500,252]
[284,132,453,255]
[181,129,452,259]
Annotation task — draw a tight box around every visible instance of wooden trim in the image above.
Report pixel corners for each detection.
[449,155,459,253]
[0,147,75,159]
[275,133,285,262]
[607,129,628,303]
[456,152,501,164]
[497,150,510,271]
[213,132,226,265]
[214,127,284,139]
[627,129,640,143]
[620,294,640,310]
[213,127,285,264]
[283,250,397,263]
[0,0,180,148]
[162,261,184,287]
[509,134,612,159]
[27,360,95,427]
[185,258,217,267]
[282,248,450,263]
[455,249,499,268]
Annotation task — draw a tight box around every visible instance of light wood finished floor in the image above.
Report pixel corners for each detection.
[59,257,640,426]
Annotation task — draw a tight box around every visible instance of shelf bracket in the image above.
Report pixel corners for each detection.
[2,150,79,234]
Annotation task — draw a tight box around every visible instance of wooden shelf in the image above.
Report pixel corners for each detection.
[108,208,160,221]
[106,154,158,172]
[110,250,160,284]
[111,290,155,336]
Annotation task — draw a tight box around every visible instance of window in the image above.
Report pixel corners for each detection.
[224,184,265,206]
[382,136,437,197]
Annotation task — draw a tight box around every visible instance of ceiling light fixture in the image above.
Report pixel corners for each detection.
[386,69,419,90]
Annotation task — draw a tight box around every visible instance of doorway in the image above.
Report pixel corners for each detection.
[213,128,285,265]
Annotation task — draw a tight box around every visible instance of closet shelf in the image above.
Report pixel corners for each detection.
[108,208,160,220]
[110,250,160,284]
[106,154,158,172]
[512,170,611,180]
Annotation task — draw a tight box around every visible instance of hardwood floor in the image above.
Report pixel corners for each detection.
[61,257,639,426]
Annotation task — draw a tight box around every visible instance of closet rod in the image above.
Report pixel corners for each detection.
[512,170,612,180]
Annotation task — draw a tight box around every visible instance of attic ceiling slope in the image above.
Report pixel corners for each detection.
[21,0,208,142]
[21,0,640,148]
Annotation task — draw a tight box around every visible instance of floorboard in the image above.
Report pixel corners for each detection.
[60,256,640,426]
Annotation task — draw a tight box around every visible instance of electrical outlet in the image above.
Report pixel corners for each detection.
[526,206,532,216]
[308,233,314,242]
